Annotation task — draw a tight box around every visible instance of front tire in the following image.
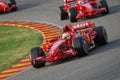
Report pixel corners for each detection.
[11,7,17,11]
[72,36,89,57]
[93,26,108,46]
[100,0,109,15]
[58,6,68,20]
[68,7,77,22]
[30,47,46,68]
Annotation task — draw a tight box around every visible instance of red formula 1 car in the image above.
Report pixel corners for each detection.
[0,0,17,13]
[58,0,109,22]
[30,22,108,68]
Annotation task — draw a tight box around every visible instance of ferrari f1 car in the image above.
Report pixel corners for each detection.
[30,22,108,68]
[0,0,17,13]
[58,0,109,22]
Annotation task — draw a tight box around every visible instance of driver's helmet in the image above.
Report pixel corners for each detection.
[78,0,86,4]
[62,32,71,39]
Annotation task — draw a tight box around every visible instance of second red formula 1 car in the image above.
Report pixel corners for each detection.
[0,0,17,13]
[30,21,108,68]
[58,0,109,22]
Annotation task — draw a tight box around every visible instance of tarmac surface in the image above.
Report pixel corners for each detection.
[0,0,120,80]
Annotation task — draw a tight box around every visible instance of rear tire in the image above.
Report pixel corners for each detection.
[10,0,17,4]
[30,47,46,68]
[11,7,17,11]
[72,36,89,57]
[58,6,68,20]
[100,0,109,15]
[68,7,77,22]
[93,26,108,46]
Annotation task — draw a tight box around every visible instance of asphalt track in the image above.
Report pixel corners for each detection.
[0,0,120,80]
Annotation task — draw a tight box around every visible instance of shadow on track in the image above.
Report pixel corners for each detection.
[43,39,120,68]
[109,4,120,14]
[90,39,120,55]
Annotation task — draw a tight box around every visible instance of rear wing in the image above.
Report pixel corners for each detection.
[63,22,95,32]
[64,0,76,6]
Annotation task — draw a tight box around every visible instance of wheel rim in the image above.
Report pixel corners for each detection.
[58,8,61,20]
[103,29,108,43]
[82,40,88,54]
[68,11,71,18]
[29,54,32,62]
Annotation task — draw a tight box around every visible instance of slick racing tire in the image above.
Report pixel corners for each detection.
[10,0,17,4]
[68,7,77,22]
[100,0,109,15]
[93,26,108,46]
[30,47,46,68]
[11,7,17,11]
[58,6,68,20]
[72,36,89,57]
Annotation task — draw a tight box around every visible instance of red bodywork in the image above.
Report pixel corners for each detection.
[63,0,107,19]
[0,1,17,13]
[34,22,97,63]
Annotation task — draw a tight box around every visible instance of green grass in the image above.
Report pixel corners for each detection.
[0,25,43,72]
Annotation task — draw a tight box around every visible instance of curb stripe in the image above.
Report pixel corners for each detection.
[10,64,31,69]
[0,21,62,80]
[1,67,29,74]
